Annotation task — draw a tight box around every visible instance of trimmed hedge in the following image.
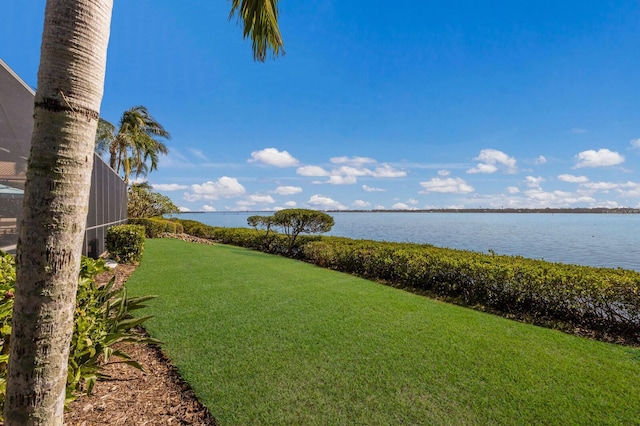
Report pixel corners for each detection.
[302,238,640,340]
[129,217,184,238]
[106,224,146,264]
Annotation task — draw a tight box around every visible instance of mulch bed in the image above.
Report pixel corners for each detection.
[65,257,217,425]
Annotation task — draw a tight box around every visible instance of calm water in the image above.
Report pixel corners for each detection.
[176,212,640,271]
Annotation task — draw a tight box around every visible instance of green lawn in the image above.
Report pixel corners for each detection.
[126,238,640,425]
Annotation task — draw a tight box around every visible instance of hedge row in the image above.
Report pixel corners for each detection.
[173,220,640,342]
[303,237,640,340]
[129,218,184,238]
[174,220,318,256]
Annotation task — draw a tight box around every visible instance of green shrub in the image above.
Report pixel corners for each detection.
[128,218,165,238]
[174,219,218,239]
[106,224,146,264]
[166,218,184,234]
[163,220,177,234]
[303,238,640,340]
[0,251,15,406]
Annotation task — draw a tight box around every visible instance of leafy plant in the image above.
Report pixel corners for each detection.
[0,251,16,406]
[0,253,158,415]
[127,182,179,218]
[67,257,158,401]
[106,224,146,264]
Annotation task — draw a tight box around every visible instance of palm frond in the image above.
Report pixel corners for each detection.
[229,0,284,61]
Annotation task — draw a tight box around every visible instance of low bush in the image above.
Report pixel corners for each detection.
[106,224,145,264]
[302,238,640,341]
[0,253,157,416]
[129,218,165,238]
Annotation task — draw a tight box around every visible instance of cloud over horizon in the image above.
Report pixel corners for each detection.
[574,149,624,168]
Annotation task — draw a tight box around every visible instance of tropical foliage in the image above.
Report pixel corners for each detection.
[96,106,170,184]
[0,253,156,418]
[127,182,180,219]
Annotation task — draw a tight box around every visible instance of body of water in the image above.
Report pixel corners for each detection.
[176,212,640,271]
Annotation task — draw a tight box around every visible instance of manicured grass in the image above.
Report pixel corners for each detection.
[127,239,640,425]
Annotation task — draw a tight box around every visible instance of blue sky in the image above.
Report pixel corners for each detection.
[2,1,640,211]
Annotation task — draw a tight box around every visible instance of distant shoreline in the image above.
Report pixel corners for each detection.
[179,208,640,214]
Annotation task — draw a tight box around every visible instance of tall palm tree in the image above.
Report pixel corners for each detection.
[5,1,283,424]
[98,106,170,183]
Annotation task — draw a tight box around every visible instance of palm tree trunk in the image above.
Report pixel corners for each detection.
[4,1,113,424]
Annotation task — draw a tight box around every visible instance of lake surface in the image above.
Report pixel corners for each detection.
[176,212,640,271]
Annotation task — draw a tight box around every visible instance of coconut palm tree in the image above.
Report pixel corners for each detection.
[98,105,170,183]
[5,1,283,424]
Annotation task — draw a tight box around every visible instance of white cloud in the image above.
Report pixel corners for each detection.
[308,195,346,210]
[574,149,624,168]
[298,158,405,186]
[437,170,450,176]
[580,181,640,196]
[188,148,209,161]
[419,177,474,194]
[202,205,216,212]
[467,163,498,174]
[467,149,517,174]
[371,164,407,178]
[327,175,357,185]
[284,201,297,207]
[184,177,246,201]
[178,206,191,212]
[534,155,547,165]
[352,200,371,208]
[524,188,595,206]
[273,185,303,195]
[248,148,299,167]
[525,176,545,188]
[131,176,148,184]
[407,198,419,205]
[392,202,413,210]
[362,184,386,192]
[507,186,520,194]
[152,183,189,191]
[330,156,376,166]
[297,165,330,176]
[236,194,276,209]
[246,194,275,204]
[558,174,589,183]
[334,166,370,177]
[631,138,640,149]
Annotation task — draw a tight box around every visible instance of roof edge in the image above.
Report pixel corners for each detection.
[0,57,37,96]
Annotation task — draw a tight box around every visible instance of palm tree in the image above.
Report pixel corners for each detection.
[98,105,170,183]
[5,1,283,424]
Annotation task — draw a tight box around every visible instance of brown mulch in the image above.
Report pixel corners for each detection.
[64,259,217,426]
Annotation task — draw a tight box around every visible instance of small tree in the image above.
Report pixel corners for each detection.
[248,214,277,251]
[273,209,334,254]
[127,182,179,218]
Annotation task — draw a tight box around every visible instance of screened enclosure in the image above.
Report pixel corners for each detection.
[0,58,127,257]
